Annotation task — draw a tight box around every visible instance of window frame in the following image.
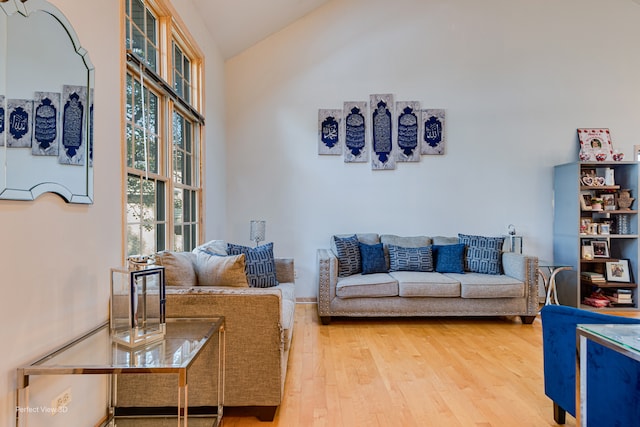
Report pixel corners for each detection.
[123,0,204,258]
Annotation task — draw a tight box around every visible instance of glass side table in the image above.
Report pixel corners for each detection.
[538,260,572,306]
[576,324,640,427]
[16,317,225,427]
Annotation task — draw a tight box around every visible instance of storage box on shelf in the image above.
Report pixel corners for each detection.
[554,161,639,310]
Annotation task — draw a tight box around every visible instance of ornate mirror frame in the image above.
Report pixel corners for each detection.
[0,0,94,203]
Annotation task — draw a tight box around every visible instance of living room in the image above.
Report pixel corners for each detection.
[2,0,640,426]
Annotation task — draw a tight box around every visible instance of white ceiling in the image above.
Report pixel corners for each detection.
[191,0,331,60]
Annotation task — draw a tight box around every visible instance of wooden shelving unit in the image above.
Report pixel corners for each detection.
[553,161,639,311]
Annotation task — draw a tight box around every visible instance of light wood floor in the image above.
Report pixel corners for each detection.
[222,304,574,427]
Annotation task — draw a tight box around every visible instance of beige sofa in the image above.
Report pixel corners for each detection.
[317,234,539,324]
[116,248,295,422]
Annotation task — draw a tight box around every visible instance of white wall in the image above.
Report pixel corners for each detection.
[0,1,226,426]
[225,0,640,299]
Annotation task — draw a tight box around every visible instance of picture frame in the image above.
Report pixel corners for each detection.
[582,245,594,260]
[605,259,631,283]
[580,192,593,211]
[591,240,610,258]
[602,194,616,211]
[599,223,610,235]
[577,128,614,162]
[580,218,592,234]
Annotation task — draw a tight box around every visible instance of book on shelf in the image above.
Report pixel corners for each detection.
[603,288,633,304]
[581,271,606,283]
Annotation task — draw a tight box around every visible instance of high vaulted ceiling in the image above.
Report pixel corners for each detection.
[191,0,331,60]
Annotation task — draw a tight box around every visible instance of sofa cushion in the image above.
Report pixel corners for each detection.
[227,242,279,288]
[336,273,398,298]
[195,252,249,287]
[432,243,466,274]
[458,233,504,275]
[388,244,433,272]
[389,271,461,297]
[380,234,432,247]
[432,236,459,245]
[192,239,228,256]
[155,251,197,286]
[445,272,525,298]
[333,234,362,277]
[359,242,388,274]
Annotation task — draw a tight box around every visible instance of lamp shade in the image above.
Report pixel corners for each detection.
[250,220,266,245]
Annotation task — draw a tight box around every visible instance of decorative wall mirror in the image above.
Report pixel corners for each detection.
[0,0,94,203]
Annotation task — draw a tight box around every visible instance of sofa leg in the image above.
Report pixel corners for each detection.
[320,316,331,325]
[255,406,278,422]
[520,315,536,324]
[553,402,566,424]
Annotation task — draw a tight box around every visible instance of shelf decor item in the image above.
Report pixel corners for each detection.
[605,260,631,283]
[577,128,614,161]
[591,240,610,258]
[110,264,166,348]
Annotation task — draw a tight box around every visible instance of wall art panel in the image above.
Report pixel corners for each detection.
[395,101,421,162]
[343,101,369,163]
[370,93,395,170]
[7,99,33,148]
[32,91,60,156]
[0,95,5,147]
[421,109,446,155]
[59,84,87,166]
[318,109,342,155]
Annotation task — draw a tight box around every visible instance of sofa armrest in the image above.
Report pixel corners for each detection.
[317,249,338,317]
[502,252,539,309]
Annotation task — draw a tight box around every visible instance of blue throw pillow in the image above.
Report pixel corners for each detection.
[359,242,387,274]
[458,233,504,275]
[432,243,465,274]
[333,235,362,277]
[227,242,279,288]
[388,244,433,272]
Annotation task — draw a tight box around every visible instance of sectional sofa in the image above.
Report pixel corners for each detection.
[317,233,539,324]
[116,241,295,421]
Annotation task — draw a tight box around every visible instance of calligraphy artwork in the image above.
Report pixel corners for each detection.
[60,85,86,166]
[7,99,33,148]
[318,109,342,155]
[395,101,421,162]
[421,109,446,155]
[32,92,61,156]
[343,101,369,163]
[0,95,4,147]
[370,93,395,170]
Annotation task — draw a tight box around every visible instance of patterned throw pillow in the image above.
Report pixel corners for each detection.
[432,243,465,274]
[333,235,362,277]
[388,244,433,272]
[458,234,504,275]
[227,242,279,288]
[359,242,387,274]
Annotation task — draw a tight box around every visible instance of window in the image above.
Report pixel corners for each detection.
[124,0,204,257]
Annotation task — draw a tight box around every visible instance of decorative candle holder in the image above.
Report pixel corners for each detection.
[110,265,166,347]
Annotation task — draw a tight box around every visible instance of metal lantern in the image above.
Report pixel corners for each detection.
[110,265,166,347]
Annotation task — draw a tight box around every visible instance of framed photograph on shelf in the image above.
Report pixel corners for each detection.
[591,240,610,258]
[605,259,631,283]
[577,128,613,161]
[580,192,593,211]
[602,194,616,211]
[582,245,594,260]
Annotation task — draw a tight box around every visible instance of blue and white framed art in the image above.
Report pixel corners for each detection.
[7,99,33,148]
[318,109,342,155]
[59,84,87,165]
[421,109,446,155]
[32,91,61,156]
[370,93,395,170]
[343,101,369,163]
[0,95,5,147]
[395,101,421,162]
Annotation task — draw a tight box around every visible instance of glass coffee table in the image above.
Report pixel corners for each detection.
[16,317,225,427]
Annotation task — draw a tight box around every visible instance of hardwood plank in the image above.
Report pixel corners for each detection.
[222,304,580,427]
